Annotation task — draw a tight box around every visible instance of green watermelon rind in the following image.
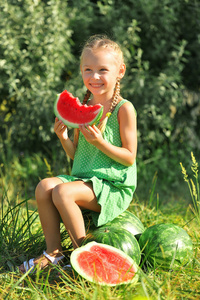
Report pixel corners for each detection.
[54,93,103,128]
[70,241,139,286]
[139,223,193,269]
[82,227,141,265]
[101,210,145,239]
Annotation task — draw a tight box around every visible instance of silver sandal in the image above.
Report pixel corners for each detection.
[21,250,64,274]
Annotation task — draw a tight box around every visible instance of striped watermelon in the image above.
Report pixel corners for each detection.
[54,90,103,128]
[139,223,193,269]
[70,242,139,286]
[101,210,145,240]
[82,226,141,265]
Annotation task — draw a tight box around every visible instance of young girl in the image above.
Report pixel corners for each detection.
[19,35,137,273]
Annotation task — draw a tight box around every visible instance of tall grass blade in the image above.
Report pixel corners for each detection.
[180,152,200,224]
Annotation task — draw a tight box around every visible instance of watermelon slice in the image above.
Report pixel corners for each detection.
[70,242,139,286]
[54,90,103,128]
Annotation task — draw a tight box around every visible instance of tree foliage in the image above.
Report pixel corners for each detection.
[0,0,200,193]
[0,0,75,149]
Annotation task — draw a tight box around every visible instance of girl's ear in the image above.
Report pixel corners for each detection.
[118,63,126,79]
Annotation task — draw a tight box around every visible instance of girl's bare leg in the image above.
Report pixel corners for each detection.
[35,177,64,253]
[52,181,101,249]
[19,177,64,272]
[19,179,100,272]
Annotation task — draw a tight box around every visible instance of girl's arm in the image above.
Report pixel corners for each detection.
[54,117,76,160]
[79,102,137,167]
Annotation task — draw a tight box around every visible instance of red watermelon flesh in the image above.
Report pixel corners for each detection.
[54,90,103,128]
[70,242,138,286]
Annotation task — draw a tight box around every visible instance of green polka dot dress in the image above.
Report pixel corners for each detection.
[57,99,137,227]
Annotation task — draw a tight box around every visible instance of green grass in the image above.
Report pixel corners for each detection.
[0,154,200,299]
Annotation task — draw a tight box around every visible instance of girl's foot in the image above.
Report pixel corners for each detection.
[19,250,65,274]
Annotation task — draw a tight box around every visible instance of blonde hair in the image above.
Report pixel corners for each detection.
[74,35,123,148]
[80,34,124,66]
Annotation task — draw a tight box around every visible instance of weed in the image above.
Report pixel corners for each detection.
[180,152,200,224]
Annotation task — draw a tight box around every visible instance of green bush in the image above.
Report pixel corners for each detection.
[1,0,200,197]
[0,0,75,151]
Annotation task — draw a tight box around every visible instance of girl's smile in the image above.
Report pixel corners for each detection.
[90,83,104,88]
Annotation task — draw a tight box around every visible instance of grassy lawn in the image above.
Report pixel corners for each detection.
[0,154,199,299]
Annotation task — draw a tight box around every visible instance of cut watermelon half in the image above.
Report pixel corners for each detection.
[54,90,103,128]
[70,242,139,286]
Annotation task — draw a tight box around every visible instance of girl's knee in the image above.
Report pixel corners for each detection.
[35,178,57,201]
[52,184,73,208]
[35,178,48,196]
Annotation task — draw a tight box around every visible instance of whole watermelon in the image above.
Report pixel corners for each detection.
[82,227,141,265]
[101,210,145,240]
[139,223,193,270]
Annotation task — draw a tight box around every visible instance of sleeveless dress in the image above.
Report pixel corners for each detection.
[57,99,137,227]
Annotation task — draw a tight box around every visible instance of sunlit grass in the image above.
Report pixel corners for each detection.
[0,154,200,299]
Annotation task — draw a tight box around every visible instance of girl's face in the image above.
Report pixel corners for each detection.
[80,48,125,100]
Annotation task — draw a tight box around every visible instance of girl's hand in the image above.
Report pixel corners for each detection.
[79,124,104,146]
[54,117,68,140]
[80,102,137,167]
